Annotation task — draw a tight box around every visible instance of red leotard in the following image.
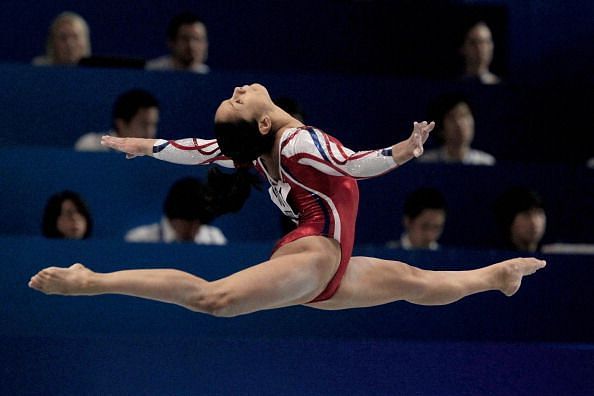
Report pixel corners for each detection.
[152,126,399,302]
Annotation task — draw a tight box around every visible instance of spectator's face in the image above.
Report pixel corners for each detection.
[405,209,446,249]
[56,199,87,239]
[462,23,494,69]
[116,107,159,139]
[169,219,201,242]
[442,102,475,148]
[52,19,88,64]
[510,208,546,251]
[170,22,208,66]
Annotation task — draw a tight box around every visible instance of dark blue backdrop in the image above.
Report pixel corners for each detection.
[2,237,593,395]
[2,0,594,84]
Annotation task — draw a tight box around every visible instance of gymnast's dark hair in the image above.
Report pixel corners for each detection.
[202,118,273,216]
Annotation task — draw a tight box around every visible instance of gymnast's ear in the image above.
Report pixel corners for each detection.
[258,115,272,136]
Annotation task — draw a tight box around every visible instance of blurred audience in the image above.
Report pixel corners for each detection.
[419,92,495,165]
[146,11,209,73]
[387,187,447,250]
[459,21,501,85]
[494,186,546,252]
[125,177,227,245]
[33,11,91,66]
[42,190,93,239]
[75,89,160,151]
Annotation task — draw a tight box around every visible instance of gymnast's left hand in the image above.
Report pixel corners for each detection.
[409,121,435,158]
[101,136,156,159]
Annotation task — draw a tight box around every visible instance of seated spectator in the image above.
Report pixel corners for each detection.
[75,89,160,151]
[494,186,546,252]
[459,21,501,85]
[125,177,227,245]
[42,190,93,239]
[386,187,447,250]
[146,12,209,73]
[419,93,495,165]
[33,11,91,66]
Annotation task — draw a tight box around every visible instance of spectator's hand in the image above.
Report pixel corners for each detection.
[101,136,156,159]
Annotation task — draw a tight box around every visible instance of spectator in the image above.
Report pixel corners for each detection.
[75,89,160,151]
[42,190,93,239]
[387,187,447,250]
[419,92,495,165]
[33,11,91,66]
[494,186,546,252]
[459,21,500,85]
[146,12,209,73]
[125,177,227,244]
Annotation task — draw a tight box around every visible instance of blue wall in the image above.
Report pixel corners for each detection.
[3,237,593,342]
[2,0,594,84]
[1,63,592,164]
[1,3,593,393]
[2,147,593,247]
[2,237,594,394]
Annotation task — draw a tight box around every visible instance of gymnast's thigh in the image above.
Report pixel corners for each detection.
[305,256,424,310]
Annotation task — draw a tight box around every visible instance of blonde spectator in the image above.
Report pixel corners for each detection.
[33,11,91,66]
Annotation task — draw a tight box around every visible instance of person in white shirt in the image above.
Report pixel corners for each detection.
[146,12,210,74]
[125,176,226,245]
[419,92,495,166]
[75,89,160,151]
[387,187,447,250]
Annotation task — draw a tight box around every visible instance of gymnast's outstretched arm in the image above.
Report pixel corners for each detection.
[289,121,435,180]
[100,135,234,167]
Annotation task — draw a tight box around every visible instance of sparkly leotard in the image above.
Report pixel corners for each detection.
[152,127,399,302]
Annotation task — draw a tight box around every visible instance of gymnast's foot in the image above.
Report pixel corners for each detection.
[495,258,546,297]
[29,263,95,295]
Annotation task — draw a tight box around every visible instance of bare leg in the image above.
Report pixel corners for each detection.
[29,236,341,317]
[308,257,546,310]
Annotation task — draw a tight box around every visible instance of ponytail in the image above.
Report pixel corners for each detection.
[210,117,273,216]
[205,167,261,216]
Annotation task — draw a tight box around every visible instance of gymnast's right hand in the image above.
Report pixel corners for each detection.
[101,136,156,159]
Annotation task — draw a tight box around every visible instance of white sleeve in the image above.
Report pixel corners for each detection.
[284,128,398,179]
[152,138,235,168]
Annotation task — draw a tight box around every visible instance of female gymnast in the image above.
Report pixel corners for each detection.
[29,83,545,316]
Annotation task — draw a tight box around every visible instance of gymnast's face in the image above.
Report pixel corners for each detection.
[215,84,273,124]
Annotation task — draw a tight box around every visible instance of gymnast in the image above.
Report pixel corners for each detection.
[29,83,545,316]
